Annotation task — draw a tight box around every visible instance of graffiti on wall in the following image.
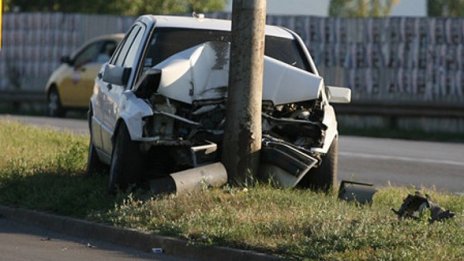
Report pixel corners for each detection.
[1,13,463,102]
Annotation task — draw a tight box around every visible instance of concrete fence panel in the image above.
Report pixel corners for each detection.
[1,12,463,106]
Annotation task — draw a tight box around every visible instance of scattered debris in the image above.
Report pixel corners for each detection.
[260,137,318,188]
[392,191,455,223]
[150,162,227,195]
[86,242,96,248]
[338,180,377,204]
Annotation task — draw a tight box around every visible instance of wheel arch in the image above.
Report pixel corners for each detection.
[111,117,142,147]
[46,83,59,97]
[111,118,125,146]
[88,102,93,129]
[115,92,154,143]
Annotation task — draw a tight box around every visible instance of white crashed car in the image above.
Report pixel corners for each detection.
[86,15,351,192]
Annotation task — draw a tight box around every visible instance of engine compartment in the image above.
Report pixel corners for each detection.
[140,94,326,176]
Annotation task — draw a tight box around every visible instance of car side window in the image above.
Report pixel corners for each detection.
[114,26,141,67]
[96,41,117,63]
[123,29,144,68]
[73,41,103,68]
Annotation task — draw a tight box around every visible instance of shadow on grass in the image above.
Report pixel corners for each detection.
[0,171,115,219]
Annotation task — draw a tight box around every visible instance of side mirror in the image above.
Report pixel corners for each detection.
[133,68,162,99]
[327,86,351,104]
[60,56,73,65]
[102,64,131,86]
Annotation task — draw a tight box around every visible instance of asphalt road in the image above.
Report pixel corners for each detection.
[339,136,464,194]
[2,115,464,194]
[0,217,184,261]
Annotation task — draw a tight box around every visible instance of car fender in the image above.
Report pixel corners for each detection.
[45,64,70,94]
[311,104,338,154]
[116,91,153,142]
[89,85,100,131]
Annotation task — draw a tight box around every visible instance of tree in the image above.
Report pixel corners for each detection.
[4,0,226,15]
[329,0,399,17]
[428,0,464,17]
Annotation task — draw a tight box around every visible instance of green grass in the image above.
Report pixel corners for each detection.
[0,120,113,217]
[0,120,463,260]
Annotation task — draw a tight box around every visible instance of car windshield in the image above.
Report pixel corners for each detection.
[143,28,311,72]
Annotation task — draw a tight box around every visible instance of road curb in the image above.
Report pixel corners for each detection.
[0,205,280,261]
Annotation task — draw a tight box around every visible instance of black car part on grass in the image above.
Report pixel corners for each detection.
[392,191,455,223]
[338,180,378,204]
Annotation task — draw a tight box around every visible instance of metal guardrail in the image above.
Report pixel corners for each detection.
[0,90,46,103]
[333,101,464,118]
[1,90,463,118]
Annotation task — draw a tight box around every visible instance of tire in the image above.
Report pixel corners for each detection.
[86,111,108,175]
[47,88,66,117]
[86,141,107,175]
[108,122,143,193]
[299,136,338,192]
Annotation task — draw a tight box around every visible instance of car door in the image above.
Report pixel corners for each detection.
[94,24,146,156]
[60,41,103,107]
[77,40,119,108]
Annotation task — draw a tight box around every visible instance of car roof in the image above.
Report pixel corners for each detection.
[141,15,294,39]
[89,33,125,42]
[79,33,124,49]
[70,33,124,58]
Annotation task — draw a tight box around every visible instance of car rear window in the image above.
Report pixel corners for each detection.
[143,28,311,72]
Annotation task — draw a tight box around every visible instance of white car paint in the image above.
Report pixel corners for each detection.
[118,91,153,141]
[313,103,338,154]
[262,56,323,105]
[155,41,323,106]
[91,14,350,168]
[153,15,294,39]
[327,86,352,104]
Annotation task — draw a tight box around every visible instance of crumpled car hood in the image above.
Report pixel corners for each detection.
[154,41,323,105]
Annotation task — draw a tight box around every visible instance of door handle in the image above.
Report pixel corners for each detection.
[107,83,112,90]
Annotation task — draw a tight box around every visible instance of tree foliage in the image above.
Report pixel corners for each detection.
[428,0,464,17]
[4,0,226,15]
[329,0,399,17]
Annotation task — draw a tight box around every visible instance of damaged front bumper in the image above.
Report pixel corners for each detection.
[136,97,326,187]
[260,135,319,188]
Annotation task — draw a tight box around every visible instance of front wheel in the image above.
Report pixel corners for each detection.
[108,122,144,193]
[47,88,65,117]
[299,136,338,192]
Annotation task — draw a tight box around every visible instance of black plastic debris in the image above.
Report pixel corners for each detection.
[338,180,377,204]
[392,191,455,223]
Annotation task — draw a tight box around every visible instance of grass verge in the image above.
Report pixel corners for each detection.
[0,120,463,260]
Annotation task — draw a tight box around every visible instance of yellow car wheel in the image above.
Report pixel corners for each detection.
[47,88,66,117]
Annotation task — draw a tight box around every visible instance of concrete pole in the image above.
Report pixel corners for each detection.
[222,0,266,186]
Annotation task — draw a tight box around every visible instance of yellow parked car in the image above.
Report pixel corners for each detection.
[45,34,124,117]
